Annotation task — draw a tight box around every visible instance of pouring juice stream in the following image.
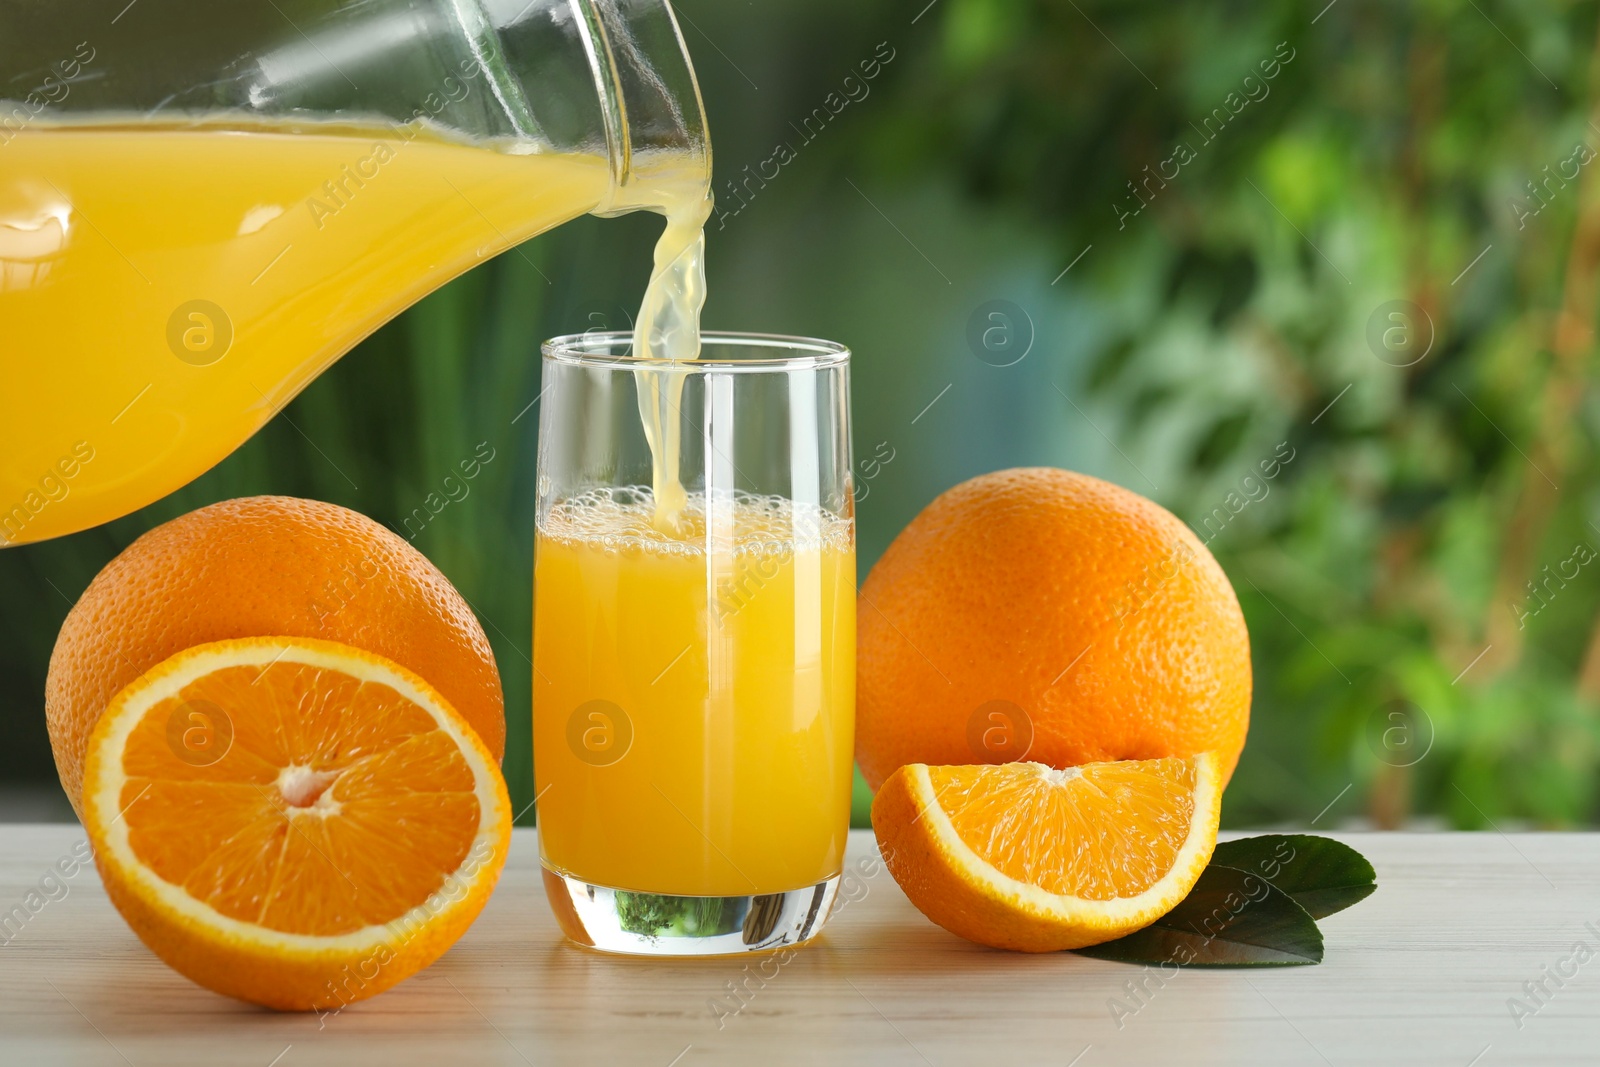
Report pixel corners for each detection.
[630,180,712,530]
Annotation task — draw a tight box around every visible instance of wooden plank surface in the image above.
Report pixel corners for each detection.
[0,825,1593,1065]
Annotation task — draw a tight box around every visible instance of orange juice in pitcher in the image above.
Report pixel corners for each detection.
[0,0,709,544]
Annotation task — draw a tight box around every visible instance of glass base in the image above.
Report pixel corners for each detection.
[541,866,841,956]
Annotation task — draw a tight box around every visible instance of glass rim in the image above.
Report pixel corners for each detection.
[541,331,850,371]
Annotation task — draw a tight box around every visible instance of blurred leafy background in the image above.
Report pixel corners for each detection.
[5,0,1600,829]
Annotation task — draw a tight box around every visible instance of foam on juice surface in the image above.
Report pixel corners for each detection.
[539,486,854,557]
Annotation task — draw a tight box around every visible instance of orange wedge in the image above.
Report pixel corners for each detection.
[872,754,1222,952]
[81,637,511,1011]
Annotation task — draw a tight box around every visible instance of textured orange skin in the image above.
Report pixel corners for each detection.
[873,766,1074,952]
[82,638,511,1012]
[48,496,505,817]
[856,468,1250,791]
[871,761,1220,952]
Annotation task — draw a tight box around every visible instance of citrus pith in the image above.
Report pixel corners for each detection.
[872,753,1222,952]
[81,636,511,1010]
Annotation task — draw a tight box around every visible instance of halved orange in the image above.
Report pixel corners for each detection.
[81,637,511,1011]
[872,754,1222,952]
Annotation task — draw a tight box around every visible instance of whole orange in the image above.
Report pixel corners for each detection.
[47,495,504,816]
[856,468,1250,791]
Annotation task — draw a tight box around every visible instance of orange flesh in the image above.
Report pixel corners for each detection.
[925,758,1197,900]
[118,663,480,936]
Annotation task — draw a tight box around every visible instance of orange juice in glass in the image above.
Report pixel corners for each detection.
[532,332,855,955]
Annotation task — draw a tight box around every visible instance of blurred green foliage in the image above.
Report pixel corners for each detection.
[869,0,1600,828]
[5,0,1600,830]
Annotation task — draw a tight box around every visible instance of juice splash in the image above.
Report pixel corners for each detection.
[0,120,615,545]
[531,488,856,897]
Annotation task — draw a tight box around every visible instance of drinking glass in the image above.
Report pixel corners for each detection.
[533,332,854,955]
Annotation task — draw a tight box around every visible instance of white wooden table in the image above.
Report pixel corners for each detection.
[0,826,1592,1065]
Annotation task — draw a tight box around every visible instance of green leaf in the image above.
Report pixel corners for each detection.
[1210,834,1376,919]
[1074,866,1323,967]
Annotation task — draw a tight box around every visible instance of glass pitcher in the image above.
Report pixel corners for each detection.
[0,0,709,546]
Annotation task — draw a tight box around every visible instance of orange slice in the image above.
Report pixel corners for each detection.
[872,754,1222,952]
[81,637,511,1011]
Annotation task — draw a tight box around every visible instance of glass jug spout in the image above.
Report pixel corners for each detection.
[0,0,709,546]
